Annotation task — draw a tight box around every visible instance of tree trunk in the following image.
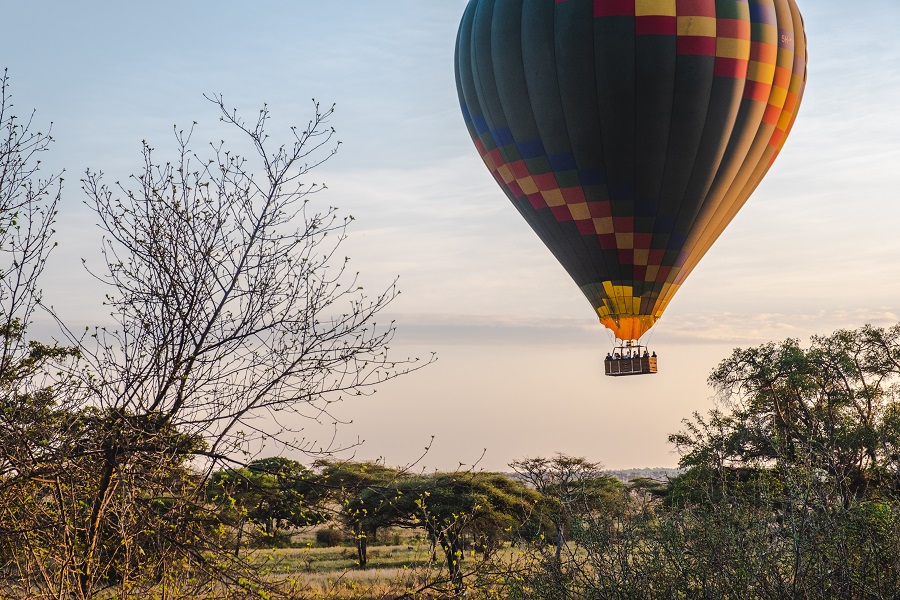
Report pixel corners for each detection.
[77,448,118,598]
[355,523,368,568]
[235,518,244,557]
[555,521,565,568]
[441,536,463,590]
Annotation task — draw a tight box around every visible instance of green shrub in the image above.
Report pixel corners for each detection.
[315,527,345,547]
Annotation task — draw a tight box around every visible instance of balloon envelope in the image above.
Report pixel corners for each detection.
[455,0,807,340]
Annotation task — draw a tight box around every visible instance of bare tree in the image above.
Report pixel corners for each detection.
[0,68,63,375]
[0,69,80,592]
[1,82,429,598]
[77,95,419,457]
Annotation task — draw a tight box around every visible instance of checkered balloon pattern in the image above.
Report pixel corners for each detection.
[455,0,807,340]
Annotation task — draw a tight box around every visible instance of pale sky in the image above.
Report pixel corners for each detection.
[2,1,899,470]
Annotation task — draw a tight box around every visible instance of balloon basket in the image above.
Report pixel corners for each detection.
[604,341,658,377]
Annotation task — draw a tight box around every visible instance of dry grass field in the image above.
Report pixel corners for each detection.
[244,530,524,599]
[259,544,435,597]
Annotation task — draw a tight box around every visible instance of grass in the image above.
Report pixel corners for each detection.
[261,544,434,575]
[241,530,525,599]
[241,533,452,598]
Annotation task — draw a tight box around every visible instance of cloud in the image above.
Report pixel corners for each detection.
[385,307,900,349]
[635,308,900,346]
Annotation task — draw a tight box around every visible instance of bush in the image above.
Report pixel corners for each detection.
[250,532,294,548]
[315,527,345,547]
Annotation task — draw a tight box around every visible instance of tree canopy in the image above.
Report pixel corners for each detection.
[671,325,900,504]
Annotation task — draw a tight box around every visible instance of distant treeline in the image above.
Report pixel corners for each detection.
[604,467,682,483]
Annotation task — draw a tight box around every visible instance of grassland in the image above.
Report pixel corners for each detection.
[243,529,521,599]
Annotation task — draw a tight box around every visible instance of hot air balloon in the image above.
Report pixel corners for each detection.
[455,0,807,375]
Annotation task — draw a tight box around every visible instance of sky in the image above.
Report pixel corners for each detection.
[1,1,899,471]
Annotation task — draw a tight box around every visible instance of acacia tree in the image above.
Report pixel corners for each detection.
[207,457,326,555]
[1,82,428,598]
[509,454,623,571]
[315,459,402,567]
[354,471,542,589]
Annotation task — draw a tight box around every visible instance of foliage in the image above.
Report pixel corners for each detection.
[351,470,543,589]
[509,325,900,599]
[207,457,326,550]
[672,325,900,501]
